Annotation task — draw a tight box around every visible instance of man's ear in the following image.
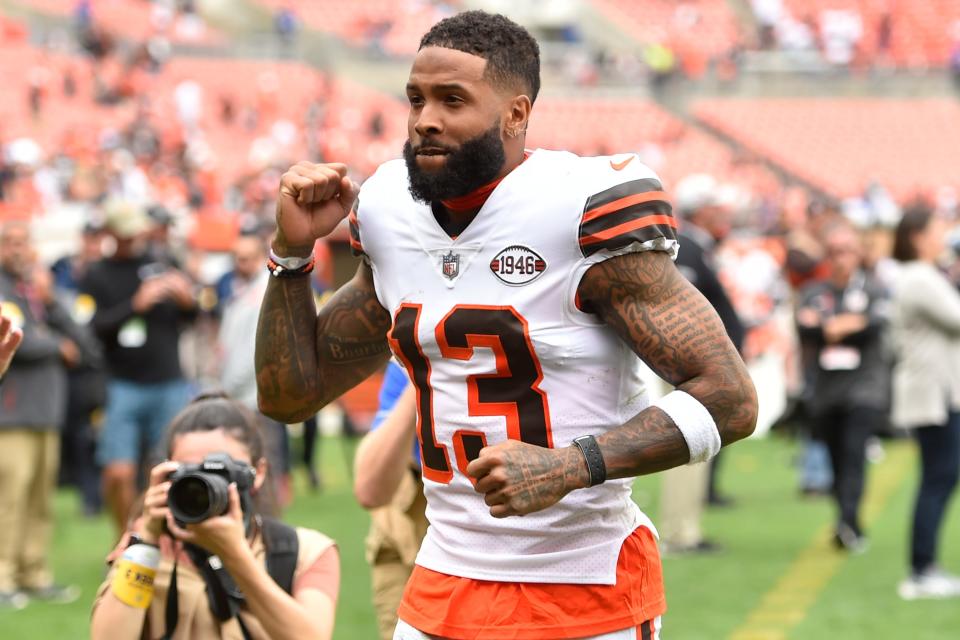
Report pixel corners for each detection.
[504,94,532,138]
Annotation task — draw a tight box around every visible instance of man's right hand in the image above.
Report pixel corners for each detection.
[131,278,167,313]
[274,162,359,257]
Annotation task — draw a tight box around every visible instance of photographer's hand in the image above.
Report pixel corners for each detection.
[169,485,335,640]
[139,461,180,544]
[166,483,247,560]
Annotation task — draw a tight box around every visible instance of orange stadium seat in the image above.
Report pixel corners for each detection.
[527,97,781,197]
[693,98,960,201]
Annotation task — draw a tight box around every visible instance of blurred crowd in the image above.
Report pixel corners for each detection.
[751,0,960,71]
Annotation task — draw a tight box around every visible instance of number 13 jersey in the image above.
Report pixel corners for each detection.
[353,149,678,585]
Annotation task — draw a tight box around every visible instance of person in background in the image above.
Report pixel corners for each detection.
[796,221,890,552]
[353,362,426,640]
[145,204,179,268]
[51,219,108,516]
[657,173,745,554]
[891,208,960,599]
[90,393,339,640]
[218,232,291,508]
[299,239,357,492]
[674,174,746,508]
[779,197,838,497]
[0,221,95,608]
[51,220,105,291]
[80,200,196,534]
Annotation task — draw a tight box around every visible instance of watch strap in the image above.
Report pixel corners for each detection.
[572,435,607,487]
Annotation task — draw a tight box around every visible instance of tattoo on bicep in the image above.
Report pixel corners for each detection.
[582,251,755,442]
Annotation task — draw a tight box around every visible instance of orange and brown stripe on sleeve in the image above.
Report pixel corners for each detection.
[348,209,366,258]
[579,178,676,257]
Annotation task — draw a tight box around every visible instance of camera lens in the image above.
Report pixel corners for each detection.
[168,473,230,524]
[170,477,210,519]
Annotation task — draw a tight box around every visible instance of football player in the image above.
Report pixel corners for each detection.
[256,11,757,640]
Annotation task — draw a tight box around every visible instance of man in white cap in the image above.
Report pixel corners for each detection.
[80,200,197,533]
[658,174,746,553]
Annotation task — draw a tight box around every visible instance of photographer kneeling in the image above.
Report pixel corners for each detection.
[91,393,339,640]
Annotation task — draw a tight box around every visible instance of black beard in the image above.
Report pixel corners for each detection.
[403,123,506,204]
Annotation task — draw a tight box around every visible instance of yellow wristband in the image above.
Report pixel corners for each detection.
[111,545,159,609]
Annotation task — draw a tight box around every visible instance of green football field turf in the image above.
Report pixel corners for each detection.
[2,435,959,639]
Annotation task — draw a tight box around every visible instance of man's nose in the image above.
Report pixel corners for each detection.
[414,102,443,139]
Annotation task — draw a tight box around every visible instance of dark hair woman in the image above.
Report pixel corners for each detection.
[891,209,960,600]
[92,393,339,639]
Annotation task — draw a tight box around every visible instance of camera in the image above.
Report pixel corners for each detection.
[167,453,256,526]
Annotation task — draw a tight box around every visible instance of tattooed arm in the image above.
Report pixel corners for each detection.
[578,250,758,474]
[256,161,392,423]
[467,250,758,517]
[255,262,391,423]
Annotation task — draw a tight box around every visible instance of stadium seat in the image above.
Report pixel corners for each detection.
[693,97,960,201]
[528,97,781,197]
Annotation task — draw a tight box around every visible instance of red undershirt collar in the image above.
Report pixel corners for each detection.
[440,151,531,213]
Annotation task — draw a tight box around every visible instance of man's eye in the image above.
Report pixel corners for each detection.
[445,96,463,105]
[408,96,424,107]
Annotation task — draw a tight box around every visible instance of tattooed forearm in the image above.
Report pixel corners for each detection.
[576,251,758,480]
[256,262,391,423]
[256,274,320,422]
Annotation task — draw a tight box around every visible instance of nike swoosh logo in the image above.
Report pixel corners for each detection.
[610,155,635,171]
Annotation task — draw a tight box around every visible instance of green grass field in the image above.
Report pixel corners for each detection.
[2,435,959,639]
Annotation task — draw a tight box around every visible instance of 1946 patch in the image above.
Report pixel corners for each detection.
[489,245,547,286]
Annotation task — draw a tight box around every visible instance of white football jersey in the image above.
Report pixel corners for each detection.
[352,149,678,585]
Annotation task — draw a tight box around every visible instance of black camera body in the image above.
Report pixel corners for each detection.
[167,453,256,527]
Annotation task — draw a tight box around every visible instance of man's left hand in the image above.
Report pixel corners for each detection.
[166,483,248,561]
[466,440,590,518]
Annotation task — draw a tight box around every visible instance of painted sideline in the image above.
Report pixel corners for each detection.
[727,444,913,640]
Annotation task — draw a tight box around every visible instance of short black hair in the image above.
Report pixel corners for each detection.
[419,10,541,104]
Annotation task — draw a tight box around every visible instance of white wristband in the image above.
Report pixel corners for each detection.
[653,390,721,464]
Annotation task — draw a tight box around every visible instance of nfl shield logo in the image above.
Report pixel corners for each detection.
[441,251,460,280]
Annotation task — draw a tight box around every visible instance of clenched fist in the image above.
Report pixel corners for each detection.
[274,162,360,257]
[466,440,591,518]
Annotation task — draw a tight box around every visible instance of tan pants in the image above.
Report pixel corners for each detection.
[657,461,709,549]
[367,470,429,640]
[0,429,59,591]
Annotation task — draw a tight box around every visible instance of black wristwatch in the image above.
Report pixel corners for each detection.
[572,435,607,487]
[125,532,159,549]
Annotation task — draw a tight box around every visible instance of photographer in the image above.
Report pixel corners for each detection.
[91,394,339,640]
